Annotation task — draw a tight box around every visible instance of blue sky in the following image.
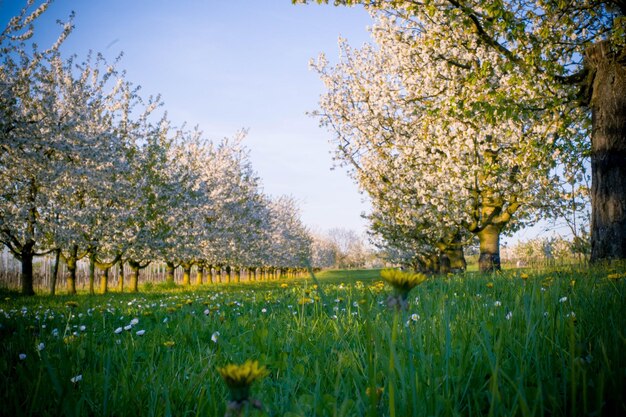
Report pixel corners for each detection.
[1,0,374,235]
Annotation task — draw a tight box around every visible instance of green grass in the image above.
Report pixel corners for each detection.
[1,266,625,416]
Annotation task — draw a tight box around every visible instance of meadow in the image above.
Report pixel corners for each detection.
[1,267,624,417]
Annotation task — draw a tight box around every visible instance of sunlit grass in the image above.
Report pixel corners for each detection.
[1,266,624,416]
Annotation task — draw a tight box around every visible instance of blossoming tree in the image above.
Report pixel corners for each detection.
[297,0,625,263]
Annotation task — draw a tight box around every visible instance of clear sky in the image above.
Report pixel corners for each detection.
[0,0,374,235]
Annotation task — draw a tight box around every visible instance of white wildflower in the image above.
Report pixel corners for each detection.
[211,331,220,343]
[70,374,82,383]
[135,330,146,336]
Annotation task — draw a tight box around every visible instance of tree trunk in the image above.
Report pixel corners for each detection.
[225,265,231,283]
[207,265,213,284]
[50,248,61,295]
[64,245,79,295]
[234,267,241,283]
[439,253,451,274]
[586,41,626,262]
[117,261,124,292]
[67,261,77,295]
[100,267,109,294]
[20,240,35,296]
[196,264,204,285]
[165,261,176,285]
[129,261,140,292]
[477,224,502,272]
[88,253,96,295]
[215,266,222,283]
[181,261,192,286]
[445,245,466,272]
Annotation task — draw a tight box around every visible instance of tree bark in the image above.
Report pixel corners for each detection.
[50,248,61,295]
[181,261,192,286]
[445,246,466,272]
[20,240,35,296]
[64,245,80,295]
[225,265,231,283]
[67,260,77,295]
[439,253,451,274]
[585,41,626,262]
[477,224,502,272]
[129,261,140,292]
[99,267,109,294]
[196,263,204,285]
[165,261,176,285]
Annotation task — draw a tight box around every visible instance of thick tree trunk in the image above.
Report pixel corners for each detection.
[129,261,140,292]
[50,248,61,295]
[477,224,502,272]
[67,261,77,295]
[100,267,109,294]
[445,246,466,272]
[215,266,222,283]
[206,265,214,284]
[165,261,176,285]
[439,253,451,274]
[225,265,231,283]
[20,240,35,296]
[181,261,192,286]
[63,245,80,295]
[586,41,626,262]
[196,264,204,285]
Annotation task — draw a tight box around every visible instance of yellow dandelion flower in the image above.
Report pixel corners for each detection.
[218,360,268,402]
[280,283,288,288]
[608,272,625,280]
[486,282,494,288]
[381,269,426,309]
[163,341,176,348]
[381,269,426,294]
[298,297,313,305]
[520,273,529,280]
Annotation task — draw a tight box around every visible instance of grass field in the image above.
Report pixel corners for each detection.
[1,267,625,416]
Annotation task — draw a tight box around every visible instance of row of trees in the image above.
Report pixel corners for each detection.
[1,1,314,295]
[298,0,623,271]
